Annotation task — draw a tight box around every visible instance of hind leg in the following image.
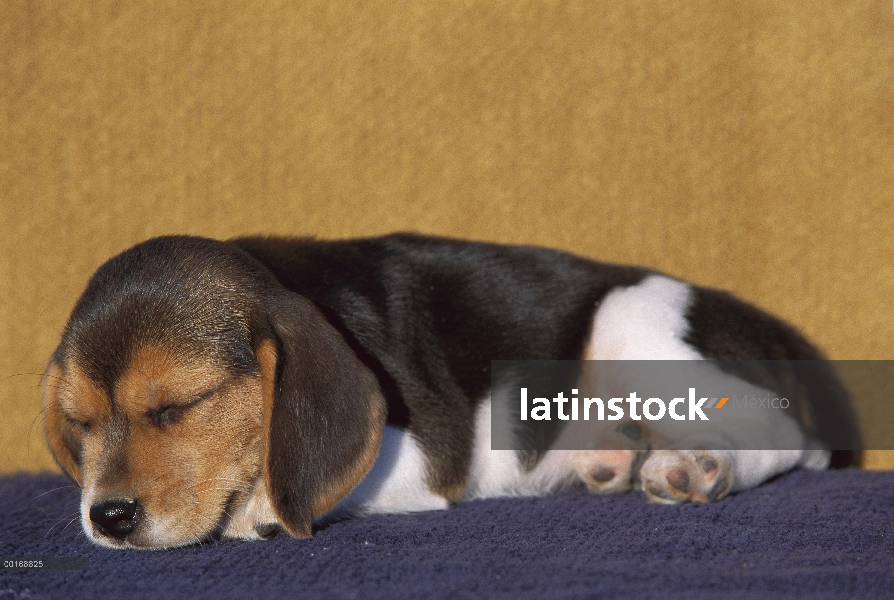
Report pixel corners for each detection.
[572,420,656,494]
[639,448,830,504]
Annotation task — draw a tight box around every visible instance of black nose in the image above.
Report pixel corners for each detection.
[89,498,140,540]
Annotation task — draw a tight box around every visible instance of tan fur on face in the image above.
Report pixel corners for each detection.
[43,361,107,485]
[63,347,266,549]
[113,347,227,416]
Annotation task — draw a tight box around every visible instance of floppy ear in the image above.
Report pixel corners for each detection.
[257,292,387,538]
[42,358,83,485]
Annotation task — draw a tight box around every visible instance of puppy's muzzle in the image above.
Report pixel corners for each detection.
[89,498,141,541]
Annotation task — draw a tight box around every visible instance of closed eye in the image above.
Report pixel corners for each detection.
[148,404,189,427]
[147,388,216,428]
[65,415,91,435]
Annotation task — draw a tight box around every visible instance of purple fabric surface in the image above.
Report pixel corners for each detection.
[0,469,891,599]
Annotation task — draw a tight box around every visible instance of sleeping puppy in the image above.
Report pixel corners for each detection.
[42,234,860,549]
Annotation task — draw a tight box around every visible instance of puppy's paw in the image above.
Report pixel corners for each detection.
[575,448,642,494]
[639,450,733,504]
[572,420,655,494]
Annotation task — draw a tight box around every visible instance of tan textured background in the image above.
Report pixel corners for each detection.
[1,1,892,472]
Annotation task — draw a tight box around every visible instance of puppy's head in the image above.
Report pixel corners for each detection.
[43,236,385,549]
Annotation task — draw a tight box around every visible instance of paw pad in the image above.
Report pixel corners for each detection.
[665,468,690,494]
[574,449,640,494]
[639,450,733,504]
[591,467,616,483]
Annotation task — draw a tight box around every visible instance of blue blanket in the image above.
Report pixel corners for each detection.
[0,469,891,599]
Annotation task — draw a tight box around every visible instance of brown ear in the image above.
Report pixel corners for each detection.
[257,292,386,538]
[43,359,83,485]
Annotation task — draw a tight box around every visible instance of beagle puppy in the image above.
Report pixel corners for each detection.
[42,234,860,549]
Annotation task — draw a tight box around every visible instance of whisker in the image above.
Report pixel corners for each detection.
[1,372,68,385]
[45,511,80,537]
[60,516,81,534]
[30,485,81,503]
